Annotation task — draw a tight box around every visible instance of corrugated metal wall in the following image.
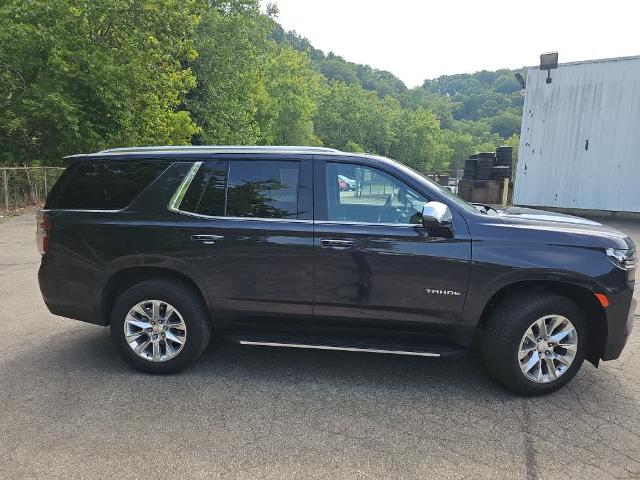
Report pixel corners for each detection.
[514,56,640,212]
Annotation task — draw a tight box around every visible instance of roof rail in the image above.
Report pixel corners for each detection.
[99,145,340,154]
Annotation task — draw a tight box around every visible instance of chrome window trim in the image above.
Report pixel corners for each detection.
[168,161,203,212]
[168,208,420,228]
[170,210,313,224]
[314,220,421,228]
[167,161,422,228]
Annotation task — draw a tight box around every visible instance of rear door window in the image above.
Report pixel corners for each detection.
[177,159,302,219]
[178,160,227,217]
[226,160,300,219]
[46,161,169,210]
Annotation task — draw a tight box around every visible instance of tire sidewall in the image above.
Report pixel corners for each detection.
[487,296,588,396]
[110,281,209,374]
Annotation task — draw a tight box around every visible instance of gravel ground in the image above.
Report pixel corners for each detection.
[0,213,639,479]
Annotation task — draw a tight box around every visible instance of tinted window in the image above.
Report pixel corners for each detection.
[179,160,227,217]
[227,161,299,219]
[46,161,168,210]
[325,163,426,224]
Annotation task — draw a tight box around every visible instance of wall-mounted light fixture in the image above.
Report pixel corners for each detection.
[540,52,558,84]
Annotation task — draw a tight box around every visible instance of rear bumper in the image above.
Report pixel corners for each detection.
[602,293,635,361]
[38,257,105,326]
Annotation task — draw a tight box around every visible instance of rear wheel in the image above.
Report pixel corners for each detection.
[482,293,587,395]
[110,279,211,374]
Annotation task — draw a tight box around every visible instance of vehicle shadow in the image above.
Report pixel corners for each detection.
[7,323,635,419]
[4,324,632,403]
[30,325,498,394]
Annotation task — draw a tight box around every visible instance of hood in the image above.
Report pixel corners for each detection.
[498,206,602,226]
[492,206,632,249]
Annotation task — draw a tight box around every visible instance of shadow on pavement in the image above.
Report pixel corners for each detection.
[2,322,638,478]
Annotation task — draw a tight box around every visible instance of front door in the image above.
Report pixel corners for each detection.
[174,157,314,323]
[313,159,471,332]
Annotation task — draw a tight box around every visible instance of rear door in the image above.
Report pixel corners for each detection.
[313,157,471,330]
[173,156,314,322]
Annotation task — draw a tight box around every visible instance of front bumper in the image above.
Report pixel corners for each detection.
[602,294,636,361]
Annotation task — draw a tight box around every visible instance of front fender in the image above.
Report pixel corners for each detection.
[461,267,607,327]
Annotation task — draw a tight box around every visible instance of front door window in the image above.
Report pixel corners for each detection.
[325,163,427,224]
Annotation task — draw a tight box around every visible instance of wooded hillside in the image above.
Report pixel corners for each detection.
[0,0,523,172]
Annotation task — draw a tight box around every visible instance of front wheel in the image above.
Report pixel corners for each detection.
[482,293,587,396]
[110,279,211,374]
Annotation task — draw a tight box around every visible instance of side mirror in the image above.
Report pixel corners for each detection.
[422,201,452,229]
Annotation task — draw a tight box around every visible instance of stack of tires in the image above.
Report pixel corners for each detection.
[476,153,494,180]
[492,146,513,180]
[463,155,478,180]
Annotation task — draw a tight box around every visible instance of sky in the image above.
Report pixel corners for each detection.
[271,0,640,87]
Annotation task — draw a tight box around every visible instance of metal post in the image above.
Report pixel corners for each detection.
[502,177,509,207]
[44,168,48,195]
[3,169,8,212]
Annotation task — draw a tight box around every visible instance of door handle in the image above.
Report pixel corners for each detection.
[320,239,356,250]
[191,234,224,244]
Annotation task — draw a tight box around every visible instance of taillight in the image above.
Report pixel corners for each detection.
[36,210,51,255]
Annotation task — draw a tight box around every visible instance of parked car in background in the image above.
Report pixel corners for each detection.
[37,146,636,395]
[338,174,356,191]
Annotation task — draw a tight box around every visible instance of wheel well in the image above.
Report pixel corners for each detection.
[101,267,209,326]
[477,280,607,365]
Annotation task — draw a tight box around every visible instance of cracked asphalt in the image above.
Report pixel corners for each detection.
[1,213,639,479]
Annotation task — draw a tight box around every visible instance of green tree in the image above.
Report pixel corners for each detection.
[494,74,521,94]
[0,0,200,165]
[389,108,451,172]
[261,46,323,145]
[315,81,395,154]
[319,55,359,84]
[1,0,526,177]
[315,81,451,172]
[491,111,522,138]
[443,130,474,170]
[503,134,520,161]
[277,29,407,100]
[188,0,272,145]
[189,2,321,146]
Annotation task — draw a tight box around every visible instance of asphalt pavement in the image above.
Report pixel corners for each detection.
[1,213,639,479]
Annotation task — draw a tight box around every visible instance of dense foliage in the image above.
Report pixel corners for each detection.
[0,0,523,171]
[0,0,201,166]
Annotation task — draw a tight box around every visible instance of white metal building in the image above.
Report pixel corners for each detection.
[514,55,640,213]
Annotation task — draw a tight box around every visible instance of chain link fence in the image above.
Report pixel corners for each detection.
[1,167,65,213]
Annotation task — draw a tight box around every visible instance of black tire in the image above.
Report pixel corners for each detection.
[110,279,211,374]
[481,292,587,396]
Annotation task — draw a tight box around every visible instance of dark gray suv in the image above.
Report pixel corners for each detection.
[37,146,636,395]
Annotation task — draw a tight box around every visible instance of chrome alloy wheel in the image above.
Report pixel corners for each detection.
[124,300,187,362]
[518,315,578,383]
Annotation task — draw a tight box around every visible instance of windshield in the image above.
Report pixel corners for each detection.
[388,159,480,214]
[425,176,480,214]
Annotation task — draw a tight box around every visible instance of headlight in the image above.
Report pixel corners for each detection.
[606,248,629,267]
[606,247,636,282]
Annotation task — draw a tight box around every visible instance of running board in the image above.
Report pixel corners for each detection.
[239,340,449,358]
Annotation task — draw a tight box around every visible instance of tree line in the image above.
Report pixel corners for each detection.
[0,0,522,173]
